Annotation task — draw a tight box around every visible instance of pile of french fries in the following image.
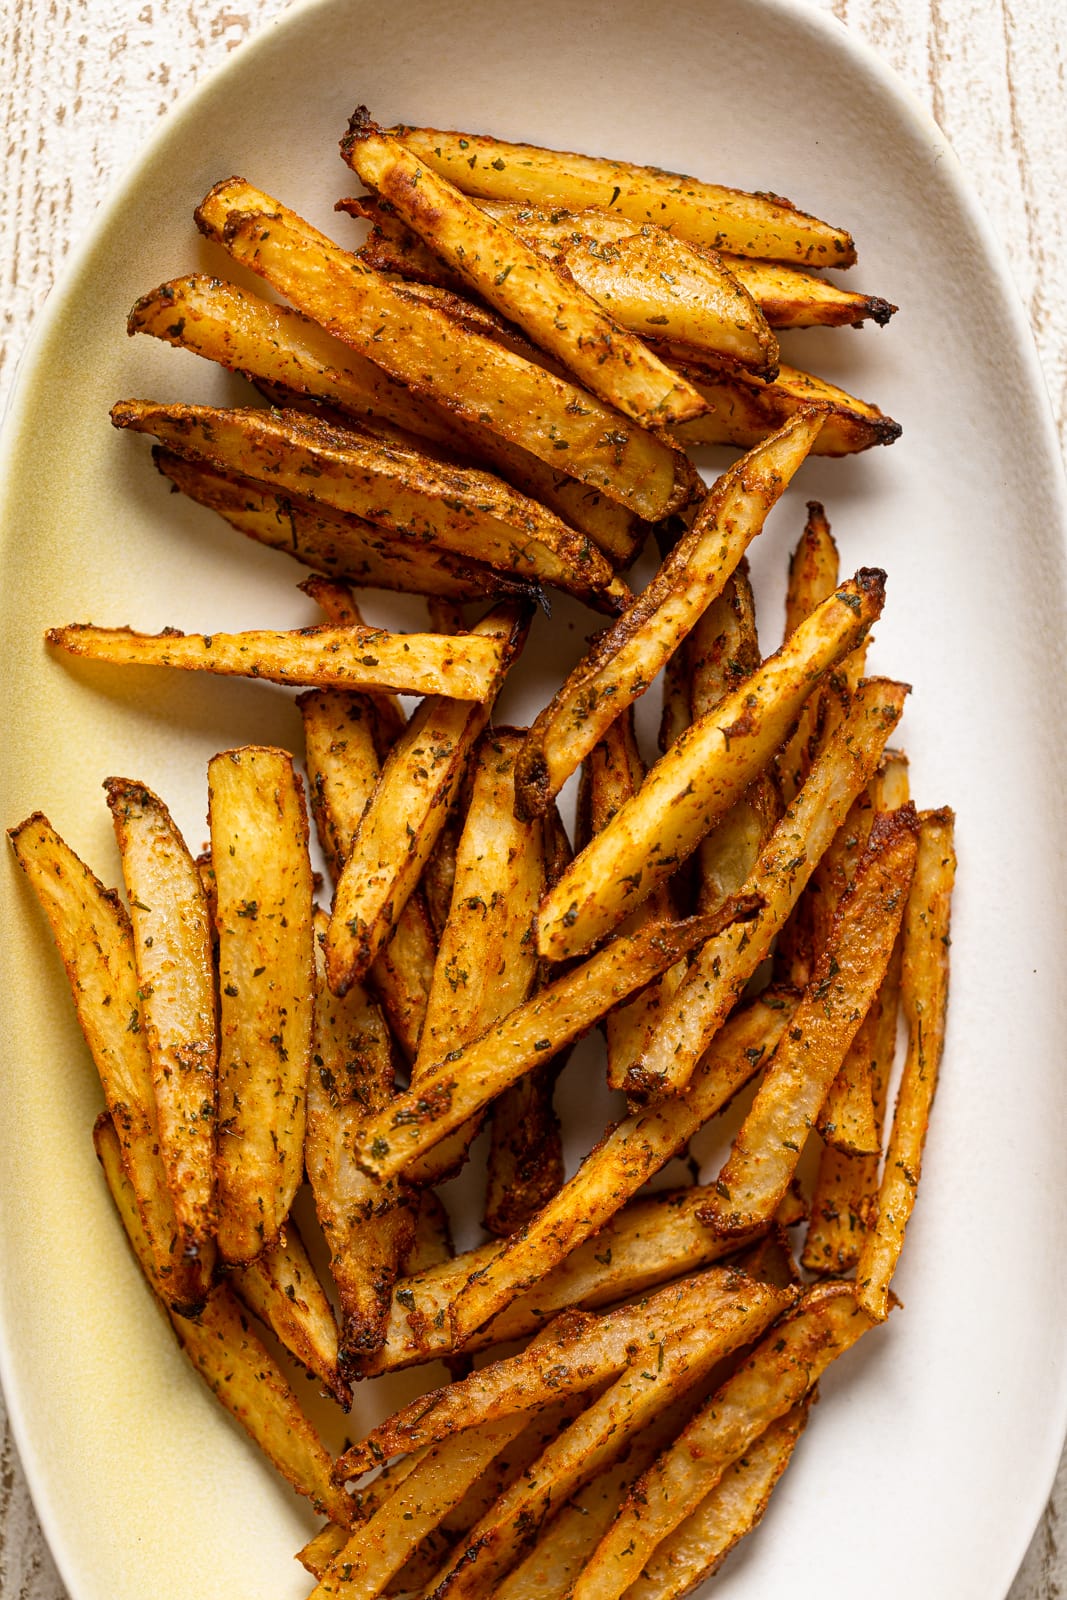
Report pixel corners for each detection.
[9,114,956,1598]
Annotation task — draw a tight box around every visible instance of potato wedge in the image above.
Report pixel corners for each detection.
[389,126,856,266]
[856,808,956,1320]
[209,747,315,1264]
[93,1114,351,1523]
[103,778,217,1252]
[725,257,895,329]
[702,808,919,1234]
[343,111,708,430]
[231,1221,348,1405]
[195,179,692,521]
[9,813,213,1310]
[673,362,901,456]
[515,411,824,819]
[537,572,885,962]
[629,679,908,1097]
[351,902,759,1186]
[571,1284,875,1597]
[326,603,529,995]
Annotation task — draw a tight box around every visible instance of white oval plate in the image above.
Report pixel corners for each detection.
[2,0,1067,1596]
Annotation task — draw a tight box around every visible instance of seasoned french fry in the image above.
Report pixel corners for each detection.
[673,361,902,456]
[389,126,856,266]
[195,179,692,521]
[424,1277,793,1598]
[856,808,956,1320]
[103,778,216,1252]
[482,1054,564,1236]
[571,1285,875,1598]
[326,603,529,995]
[776,500,840,805]
[448,993,793,1346]
[9,813,213,1310]
[231,1221,348,1405]
[724,256,895,328]
[629,679,908,1097]
[352,902,759,1186]
[622,1399,813,1599]
[515,411,823,819]
[93,1114,351,1524]
[209,747,314,1264]
[702,808,919,1234]
[343,112,708,430]
[537,572,885,962]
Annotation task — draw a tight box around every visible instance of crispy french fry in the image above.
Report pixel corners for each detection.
[424,1277,793,1598]
[629,679,908,1098]
[298,579,408,737]
[93,1114,351,1524]
[420,804,464,940]
[195,179,692,521]
[724,256,895,328]
[702,808,919,1234]
[537,572,885,962]
[447,993,794,1346]
[343,112,708,431]
[102,778,217,1252]
[622,1399,813,1599]
[571,1285,875,1598]
[209,747,314,1264]
[389,126,856,266]
[326,603,529,995]
[673,361,902,456]
[230,1221,348,1406]
[9,814,212,1310]
[352,902,758,1186]
[856,808,956,1320]
[515,412,823,819]
[776,501,840,806]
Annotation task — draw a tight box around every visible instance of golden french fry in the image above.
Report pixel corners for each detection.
[9,813,213,1310]
[209,747,314,1264]
[537,572,885,963]
[571,1285,876,1598]
[195,179,692,521]
[702,807,919,1234]
[343,112,708,431]
[629,678,908,1097]
[673,361,902,455]
[231,1221,348,1406]
[776,500,840,806]
[388,126,856,266]
[482,1062,564,1236]
[856,808,956,1320]
[103,778,217,1252]
[326,603,529,995]
[93,1114,351,1524]
[724,256,895,328]
[515,411,823,819]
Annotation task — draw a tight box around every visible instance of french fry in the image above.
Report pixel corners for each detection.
[447,993,794,1346]
[48,616,510,701]
[102,778,217,1253]
[343,111,709,431]
[618,1399,813,1599]
[856,808,956,1320]
[673,361,902,456]
[155,450,535,603]
[701,807,919,1234]
[230,1221,348,1406]
[776,500,840,805]
[388,126,857,266]
[482,1055,565,1236]
[351,902,759,1186]
[537,572,886,962]
[209,747,314,1264]
[306,915,416,1366]
[424,1277,793,1598]
[195,179,693,521]
[628,679,908,1097]
[325,602,529,995]
[515,411,823,819]
[297,578,408,736]
[93,1114,351,1523]
[114,399,624,610]
[9,814,213,1310]
[571,1285,876,1598]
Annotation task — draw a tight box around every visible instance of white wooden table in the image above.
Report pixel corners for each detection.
[1,0,1065,1593]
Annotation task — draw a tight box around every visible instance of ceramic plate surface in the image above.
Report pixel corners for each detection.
[2,0,1067,1595]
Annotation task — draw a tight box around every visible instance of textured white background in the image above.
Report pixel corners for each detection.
[1,0,1065,1594]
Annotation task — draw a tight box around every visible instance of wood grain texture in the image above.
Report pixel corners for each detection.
[0,0,1064,1595]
